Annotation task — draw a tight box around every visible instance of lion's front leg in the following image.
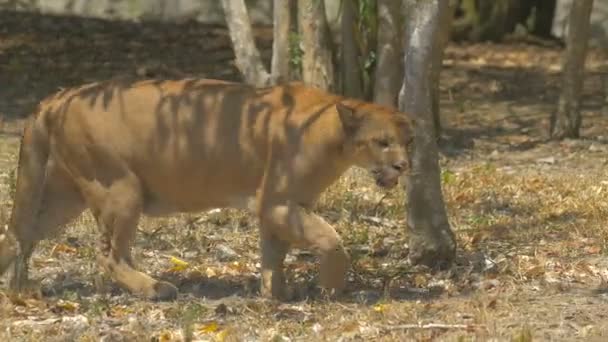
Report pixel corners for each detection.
[258,202,350,297]
[259,233,289,300]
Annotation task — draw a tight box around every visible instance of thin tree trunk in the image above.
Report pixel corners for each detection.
[342,0,363,98]
[532,0,557,38]
[603,63,608,116]
[221,0,271,86]
[271,0,292,84]
[373,0,403,107]
[430,1,454,138]
[550,0,594,139]
[298,0,335,91]
[399,0,456,267]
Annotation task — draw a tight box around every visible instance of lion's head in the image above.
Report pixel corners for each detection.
[337,101,414,189]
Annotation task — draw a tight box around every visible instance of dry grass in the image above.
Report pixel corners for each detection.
[1,138,608,340]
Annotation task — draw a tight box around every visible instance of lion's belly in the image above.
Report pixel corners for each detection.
[142,194,257,217]
[138,162,263,216]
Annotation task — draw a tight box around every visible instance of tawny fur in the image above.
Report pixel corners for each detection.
[0,78,413,300]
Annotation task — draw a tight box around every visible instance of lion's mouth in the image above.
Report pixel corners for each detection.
[375,176,399,189]
[372,168,401,189]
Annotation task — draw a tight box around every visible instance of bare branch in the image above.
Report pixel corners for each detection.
[271,0,292,84]
[221,0,271,86]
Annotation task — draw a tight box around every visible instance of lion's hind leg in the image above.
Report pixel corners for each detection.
[0,225,18,285]
[88,173,178,301]
[6,160,85,293]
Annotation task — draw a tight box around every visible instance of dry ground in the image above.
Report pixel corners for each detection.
[1,11,608,341]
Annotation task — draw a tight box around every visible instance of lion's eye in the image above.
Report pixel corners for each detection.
[375,138,390,148]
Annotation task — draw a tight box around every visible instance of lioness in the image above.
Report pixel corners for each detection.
[0,78,412,301]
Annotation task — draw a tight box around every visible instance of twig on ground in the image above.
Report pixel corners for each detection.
[372,192,391,214]
[380,323,484,331]
[138,225,165,238]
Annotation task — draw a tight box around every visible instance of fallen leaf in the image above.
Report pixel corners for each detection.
[50,243,77,256]
[205,267,218,277]
[53,299,79,313]
[373,304,389,313]
[215,329,229,342]
[109,305,133,318]
[168,256,190,272]
[199,321,219,334]
[158,330,173,342]
[584,246,601,255]
[524,265,545,279]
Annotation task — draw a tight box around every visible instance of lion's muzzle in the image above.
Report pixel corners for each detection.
[372,160,408,189]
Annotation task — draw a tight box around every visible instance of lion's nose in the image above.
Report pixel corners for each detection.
[392,160,408,172]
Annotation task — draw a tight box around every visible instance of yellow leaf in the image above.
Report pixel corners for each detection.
[55,300,79,312]
[199,321,219,334]
[373,304,388,312]
[205,267,218,277]
[110,305,133,317]
[215,329,229,342]
[168,256,189,272]
[158,331,173,342]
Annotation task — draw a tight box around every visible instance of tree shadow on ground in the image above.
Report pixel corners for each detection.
[37,270,446,304]
[438,46,608,157]
[0,10,273,119]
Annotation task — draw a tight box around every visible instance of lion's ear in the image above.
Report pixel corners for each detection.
[337,102,361,136]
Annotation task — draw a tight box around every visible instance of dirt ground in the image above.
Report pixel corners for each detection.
[1,11,608,342]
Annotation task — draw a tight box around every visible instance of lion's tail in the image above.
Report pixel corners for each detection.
[0,115,50,276]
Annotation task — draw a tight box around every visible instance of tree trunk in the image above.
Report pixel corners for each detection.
[221,0,271,86]
[532,0,557,38]
[342,0,364,98]
[475,0,511,41]
[550,0,594,140]
[399,0,456,267]
[271,0,292,84]
[373,0,403,107]
[430,1,453,138]
[298,0,335,91]
[603,64,608,116]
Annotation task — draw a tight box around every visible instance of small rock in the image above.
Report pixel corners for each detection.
[312,323,324,333]
[589,143,606,152]
[284,254,297,263]
[536,156,556,164]
[62,315,89,330]
[350,245,371,255]
[126,315,143,332]
[216,244,239,261]
[483,255,498,272]
[183,249,198,259]
[561,139,582,147]
[353,290,381,304]
[13,318,60,327]
[66,236,81,247]
[474,279,501,290]
[215,303,228,316]
[100,331,127,342]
